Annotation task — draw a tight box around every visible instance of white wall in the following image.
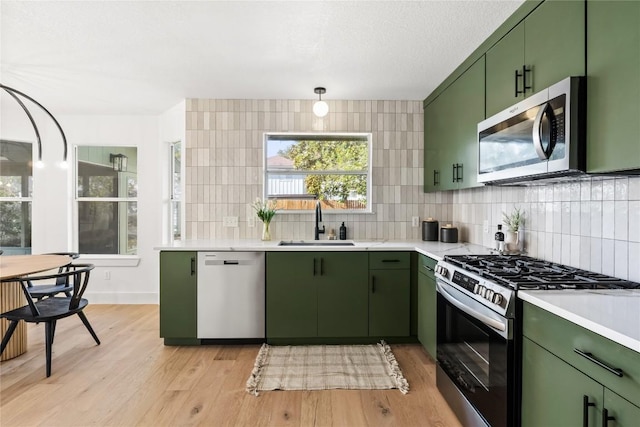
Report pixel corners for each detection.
[1,96,181,303]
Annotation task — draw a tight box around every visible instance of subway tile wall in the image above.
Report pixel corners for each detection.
[452,176,640,282]
[184,99,638,282]
[184,99,452,242]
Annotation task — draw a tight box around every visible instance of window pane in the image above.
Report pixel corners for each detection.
[78,201,137,255]
[265,134,370,212]
[76,146,137,198]
[171,141,182,240]
[0,201,32,253]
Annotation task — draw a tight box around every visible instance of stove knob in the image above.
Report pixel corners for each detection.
[485,289,495,302]
[492,293,504,306]
[436,265,448,277]
[476,285,485,297]
[473,283,481,294]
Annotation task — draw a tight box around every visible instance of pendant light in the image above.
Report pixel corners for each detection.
[312,87,329,118]
[0,83,68,168]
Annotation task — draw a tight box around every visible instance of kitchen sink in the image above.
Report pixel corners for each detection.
[278,240,355,246]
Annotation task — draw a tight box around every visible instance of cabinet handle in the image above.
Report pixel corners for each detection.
[582,395,595,427]
[574,349,623,377]
[382,259,400,263]
[422,265,434,272]
[522,65,532,93]
[433,170,440,186]
[371,276,376,293]
[456,163,463,182]
[190,257,196,276]
[452,164,457,183]
[602,408,615,427]
[514,69,520,97]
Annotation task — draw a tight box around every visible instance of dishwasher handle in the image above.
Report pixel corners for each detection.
[191,257,196,276]
[223,260,239,265]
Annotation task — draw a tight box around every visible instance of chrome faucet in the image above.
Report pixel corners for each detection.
[314,201,325,240]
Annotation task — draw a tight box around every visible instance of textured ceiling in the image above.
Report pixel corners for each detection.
[1,0,525,115]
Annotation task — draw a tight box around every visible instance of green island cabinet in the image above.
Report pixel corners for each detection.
[424,56,485,192]
[368,252,411,337]
[159,251,198,345]
[266,251,368,340]
[416,254,437,360]
[522,302,640,427]
[586,0,640,173]
[485,0,585,117]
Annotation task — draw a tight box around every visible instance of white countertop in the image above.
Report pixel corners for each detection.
[519,290,640,353]
[154,239,495,261]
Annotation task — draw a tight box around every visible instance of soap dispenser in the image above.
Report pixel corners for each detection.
[339,222,347,240]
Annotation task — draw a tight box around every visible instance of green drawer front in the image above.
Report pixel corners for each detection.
[523,302,640,405]
[418,254,437,279]
[369,252,410,270]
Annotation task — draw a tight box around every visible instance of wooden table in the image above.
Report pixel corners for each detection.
[0,254,72,361]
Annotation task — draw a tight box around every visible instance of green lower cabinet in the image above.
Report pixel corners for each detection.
[266,252,318,338]
[604,389,640,427]
[266,251,368,339]
[417,255,437,359]
[159,251,198,343]
[317,252,368,337]
[522,337,603,427]
[368,269,410,337]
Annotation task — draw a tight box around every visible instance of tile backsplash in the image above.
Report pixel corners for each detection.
[185,98,639,281]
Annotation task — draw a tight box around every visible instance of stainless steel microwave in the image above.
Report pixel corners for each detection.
[477,76,585,184]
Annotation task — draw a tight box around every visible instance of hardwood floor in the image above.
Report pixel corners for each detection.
[0,305,462,426]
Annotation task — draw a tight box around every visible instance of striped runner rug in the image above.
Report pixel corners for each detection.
[246,341,409,396]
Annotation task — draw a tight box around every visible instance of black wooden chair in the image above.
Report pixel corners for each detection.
[26,252,79,301]
[0,263,100,377]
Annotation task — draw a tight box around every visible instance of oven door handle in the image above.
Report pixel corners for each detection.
[437,280,506,332]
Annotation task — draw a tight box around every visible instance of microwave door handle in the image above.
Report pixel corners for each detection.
[533,102,556,160]
[436,280,506,332]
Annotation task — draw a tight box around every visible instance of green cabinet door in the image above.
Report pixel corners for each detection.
[423,98,442,193]
[525,0,585,94]
[368,269,410,337]
[486,24,525,117]
[159,251,197,340]
[423,56,485,192]
[266,252,318,338]
[486,0,585,118]
[522,337,603,427]
[587,0,640,173]
[604,389,640,427]
[417,255,437,359]
[317,252,368,337]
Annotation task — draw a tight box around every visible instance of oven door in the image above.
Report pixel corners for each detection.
[436,279,516,427]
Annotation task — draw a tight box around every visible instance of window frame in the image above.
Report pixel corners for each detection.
[73,145,138,256]
[263,132,373,214]
[0,139,33,254]
[169,140,183,241]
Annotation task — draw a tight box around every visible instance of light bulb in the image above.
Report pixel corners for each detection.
[59,160,69,169]
[313,100,329,118]
[35,160,45,169]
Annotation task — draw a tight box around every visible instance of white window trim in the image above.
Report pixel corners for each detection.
[263,132,373,214]
[73,145,139,257]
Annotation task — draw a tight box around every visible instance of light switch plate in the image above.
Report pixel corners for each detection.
[223,216,238,227]
[247,217,256,228]
[412,216,420,227]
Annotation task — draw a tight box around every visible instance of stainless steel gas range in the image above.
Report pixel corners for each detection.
[434,254,640,427]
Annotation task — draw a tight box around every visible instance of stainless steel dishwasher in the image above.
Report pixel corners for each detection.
[197,252,265,339]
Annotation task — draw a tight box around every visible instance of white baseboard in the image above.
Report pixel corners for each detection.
[84,292,159,304]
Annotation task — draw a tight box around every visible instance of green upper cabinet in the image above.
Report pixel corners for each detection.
[424,56,485,192]
[586,0,640,173]
[159,251,197,341]
[486,0,586,117]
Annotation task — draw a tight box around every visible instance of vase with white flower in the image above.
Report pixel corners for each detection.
[252,197,278,241]
[502,207,525,252]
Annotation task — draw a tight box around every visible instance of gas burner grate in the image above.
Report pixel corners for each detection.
[443,254,640,290]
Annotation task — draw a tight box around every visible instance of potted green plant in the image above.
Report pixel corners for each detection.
[502,207,525,252]
[252,197,278,241]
